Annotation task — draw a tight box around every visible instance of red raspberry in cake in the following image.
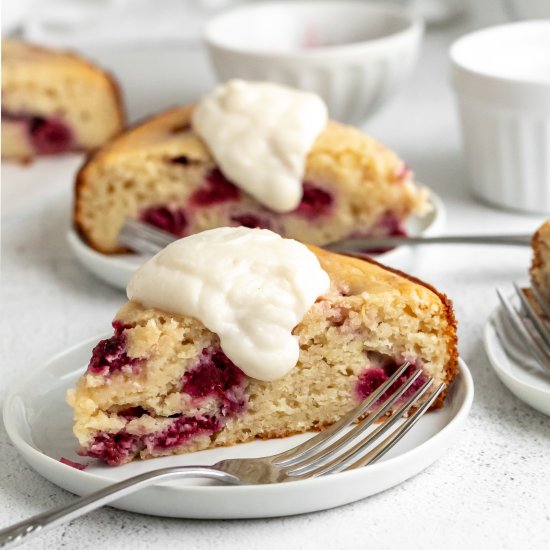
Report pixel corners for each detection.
[145,415,222,453]
[356,362,427,404]
[182,347,247,415]
[355,367,389,400]
[29,116,74,155]
[140,205,188,237]
[82,431,141,466]
[294,182,333,219]
[190,169,240,206]
[87,322,141,376]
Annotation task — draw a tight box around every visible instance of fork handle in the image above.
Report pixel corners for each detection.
[326,234,533,252]
[0,466,239,549]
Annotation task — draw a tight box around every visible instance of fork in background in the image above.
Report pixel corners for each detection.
[118,218,533,257]
[0,362,444,548]
[119,218,175,255]
[496,282,550,375]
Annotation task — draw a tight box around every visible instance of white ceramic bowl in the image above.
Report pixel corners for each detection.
[450,21,550,214]
[204,1,423,124]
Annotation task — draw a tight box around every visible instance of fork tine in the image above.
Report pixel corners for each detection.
[127,218,175,245]
[513,283,550,349]
[118,218,174,255]
[273,361,411,466]
[280,368,424,473]
[288,378,435,479]
[496,289,550,374]
[344,382,445,471]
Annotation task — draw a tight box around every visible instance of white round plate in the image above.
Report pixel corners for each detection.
[4,334,472,519]
[484,303,550,416]
[67,190,446,291]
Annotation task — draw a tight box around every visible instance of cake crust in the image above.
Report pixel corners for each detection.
[339,249,459,407]
[530,220,550,302]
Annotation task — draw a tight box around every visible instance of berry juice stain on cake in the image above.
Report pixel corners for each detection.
[87,322,141,376]
[348,212,408,254]
[145,415,221,454]
[355,361,426,404]
[140,205,188,236]
[183,347,247,415]
[293,182,333,219]
[82,431,141,466]
[82,414,224,465]
[29,116,74,154]
[2,112,74,155]
[190,169,240,206]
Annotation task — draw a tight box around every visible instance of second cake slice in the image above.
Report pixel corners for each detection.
[74,82,428,254]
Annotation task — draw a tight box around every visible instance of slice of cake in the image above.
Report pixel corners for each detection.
[67,227,458,466]
[530,220,550,302]
[74,81,429,254]
[2,39,125,162]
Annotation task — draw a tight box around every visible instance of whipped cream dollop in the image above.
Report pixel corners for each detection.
[127,227,330,381]
[192,80,328,213]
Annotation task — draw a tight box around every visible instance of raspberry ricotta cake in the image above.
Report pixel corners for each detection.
[74,81,429,254]
[530,220,550,302]
[2,39,124,162]
[67,227,458,466]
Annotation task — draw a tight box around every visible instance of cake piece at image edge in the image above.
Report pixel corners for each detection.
[530,220,550,302]
[74,80,429,254]
[67,227,458,466]
[2,39,125,162]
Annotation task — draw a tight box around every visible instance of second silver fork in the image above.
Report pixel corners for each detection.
[118,218,532,256]
[496,281,550,375]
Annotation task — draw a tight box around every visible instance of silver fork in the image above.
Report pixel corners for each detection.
[118,218,532,256]
[0,362,444,549]
[496,282,550,375]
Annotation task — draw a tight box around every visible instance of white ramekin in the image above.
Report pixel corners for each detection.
[204,1,423,124]
[450,21,550,214]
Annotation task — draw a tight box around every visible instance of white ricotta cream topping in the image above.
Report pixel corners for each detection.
[192,80,328,213]
[127,227,330,381]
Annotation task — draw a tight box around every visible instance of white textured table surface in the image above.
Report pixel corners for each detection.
[2,4,550,549]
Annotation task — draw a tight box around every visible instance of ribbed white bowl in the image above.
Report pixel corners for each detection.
[204,1,423,124]
[451,21,550,213]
